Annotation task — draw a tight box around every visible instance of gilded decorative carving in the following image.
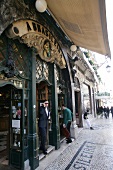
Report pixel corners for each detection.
[6,19,66,69]
[22,33,65,68]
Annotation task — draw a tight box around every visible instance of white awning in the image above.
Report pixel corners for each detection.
[46,0,111,58]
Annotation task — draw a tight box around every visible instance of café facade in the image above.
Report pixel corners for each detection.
[0,0,98,169]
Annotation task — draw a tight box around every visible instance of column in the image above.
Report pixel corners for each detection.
[28,48,39,170]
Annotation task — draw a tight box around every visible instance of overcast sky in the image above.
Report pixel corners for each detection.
[96,0,113,91]
[105,0,113,65]
[105,0,113,89]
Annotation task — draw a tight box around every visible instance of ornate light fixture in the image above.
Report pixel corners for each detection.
[70,45,79,62]
[35,0,47,13]
[70,45,77,52]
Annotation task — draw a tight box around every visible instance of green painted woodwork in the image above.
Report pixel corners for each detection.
[8,86,23,169]
[49,64,60,149]
[10,149,21,167]
[28,48,39,170]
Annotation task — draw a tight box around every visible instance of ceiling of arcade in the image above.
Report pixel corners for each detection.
[46,0,111,58]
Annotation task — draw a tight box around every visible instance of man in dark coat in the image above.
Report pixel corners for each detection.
[38,100,50,154]
[103,106,107,118]
[106,106,110,118]
[111,106,113,118]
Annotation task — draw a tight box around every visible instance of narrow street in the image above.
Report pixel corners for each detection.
[38,114,113,170]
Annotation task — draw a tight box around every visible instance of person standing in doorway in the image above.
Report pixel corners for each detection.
[38,100,50,155]
[62,104,73,143]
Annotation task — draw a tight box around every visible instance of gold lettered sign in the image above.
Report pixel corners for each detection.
[6,20,66,69]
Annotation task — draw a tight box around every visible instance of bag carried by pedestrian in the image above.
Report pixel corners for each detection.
[62,127,70,138]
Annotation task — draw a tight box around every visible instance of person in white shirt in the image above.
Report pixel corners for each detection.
[84,110,94,130]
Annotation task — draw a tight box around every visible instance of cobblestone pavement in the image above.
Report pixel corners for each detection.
[38,114,113,170]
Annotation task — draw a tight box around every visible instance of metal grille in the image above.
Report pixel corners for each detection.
[56,67,60,83]
[0,38,7,66]
[0,37,30,78]
[43,62,49,79]
[36,59,42,79]
[11,42,30,78]
[36,58,49,80]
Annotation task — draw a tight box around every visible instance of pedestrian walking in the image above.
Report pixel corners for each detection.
[111,106,113,118]
[98,106,104,118]
[62,104,73,143]
[103,106,107,118]
[106,106,110,118]
[84,110,94,130]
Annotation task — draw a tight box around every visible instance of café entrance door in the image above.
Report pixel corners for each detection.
[36,82,49,152]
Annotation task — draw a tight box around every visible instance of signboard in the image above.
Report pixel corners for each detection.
[6,20,66,69]
[12,120,20,128]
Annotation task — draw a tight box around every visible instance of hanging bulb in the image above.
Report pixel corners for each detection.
[35,0,47,13]
[70,45,77,52]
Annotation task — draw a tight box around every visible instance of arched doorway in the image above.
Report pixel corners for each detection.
[73,77,82,127]
[36,81,52,153]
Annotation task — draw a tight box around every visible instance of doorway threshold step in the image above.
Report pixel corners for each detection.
[0,156,7,164]
[39,145,55,161]
[60,137,66,143]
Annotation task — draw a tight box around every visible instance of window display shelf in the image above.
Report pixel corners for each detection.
[10,89,22,151]
[10,88,29,167]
